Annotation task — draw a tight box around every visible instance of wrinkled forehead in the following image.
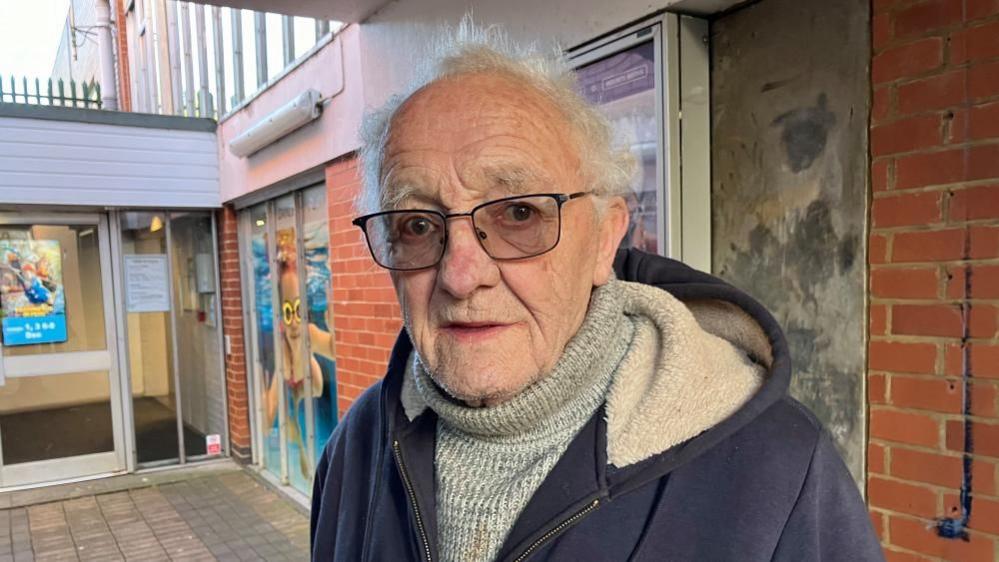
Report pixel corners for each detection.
[379,73,582,208]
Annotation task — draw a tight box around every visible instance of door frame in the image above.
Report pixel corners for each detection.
[0,211,127,488]
[239,183,326,491]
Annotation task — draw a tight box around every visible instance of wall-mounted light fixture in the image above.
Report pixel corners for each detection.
[228,89,323,158]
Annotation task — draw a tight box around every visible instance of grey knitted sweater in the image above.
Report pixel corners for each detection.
[411,281,635,562]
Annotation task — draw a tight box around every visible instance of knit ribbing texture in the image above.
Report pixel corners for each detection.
[411,280,635,562]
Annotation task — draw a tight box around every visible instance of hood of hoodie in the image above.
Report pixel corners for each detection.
[379,249,793,488]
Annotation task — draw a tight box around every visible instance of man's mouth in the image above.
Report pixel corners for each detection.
[440,321,512,341]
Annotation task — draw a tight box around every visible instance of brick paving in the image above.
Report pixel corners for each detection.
[0,470,309,561]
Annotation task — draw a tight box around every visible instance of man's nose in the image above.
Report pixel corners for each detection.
[436,217,499,299]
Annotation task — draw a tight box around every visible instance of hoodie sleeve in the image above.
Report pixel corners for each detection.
[771,431,886,562]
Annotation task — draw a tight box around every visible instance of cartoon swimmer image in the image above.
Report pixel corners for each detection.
[0,253,56,307]
[264,233,335,478]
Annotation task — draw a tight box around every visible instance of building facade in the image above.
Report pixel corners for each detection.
[0,0,997,559]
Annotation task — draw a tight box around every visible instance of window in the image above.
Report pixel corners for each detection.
[570,14,711,271]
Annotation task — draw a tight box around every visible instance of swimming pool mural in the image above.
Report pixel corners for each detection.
[250,189,336,496]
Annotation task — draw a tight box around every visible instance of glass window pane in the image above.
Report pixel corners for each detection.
[302,185,336,476]
[266,12,284,80]
[0,371,113,464]
[170,212,225,458]
[275,194,313,493]
[120,211,179,464]
[293,17,313,59]
[576,39,662,254]
[0,224,106,355]
[249,203,280,478]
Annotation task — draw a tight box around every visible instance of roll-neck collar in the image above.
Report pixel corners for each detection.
[411,280,633,439]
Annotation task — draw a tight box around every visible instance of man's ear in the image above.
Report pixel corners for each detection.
[592,195,629,286]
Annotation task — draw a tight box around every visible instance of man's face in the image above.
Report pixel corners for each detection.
[381,73,627,407]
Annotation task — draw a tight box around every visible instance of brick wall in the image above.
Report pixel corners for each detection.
[869,0,999,560]
[219,205,251,460]
[326,155,404,417]
[113,0,132,112]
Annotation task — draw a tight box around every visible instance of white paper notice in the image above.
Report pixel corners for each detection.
[124,255,171,312]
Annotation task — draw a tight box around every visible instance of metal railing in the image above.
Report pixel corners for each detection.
[0,75,102,109]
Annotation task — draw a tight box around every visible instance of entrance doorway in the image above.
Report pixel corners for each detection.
[0,213,126,487]
[116,211,228,468]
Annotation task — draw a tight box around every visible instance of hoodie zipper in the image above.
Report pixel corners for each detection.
[511,498,601,562]
[392,440,433,562]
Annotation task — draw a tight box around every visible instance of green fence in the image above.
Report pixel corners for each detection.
[0,75,102,109]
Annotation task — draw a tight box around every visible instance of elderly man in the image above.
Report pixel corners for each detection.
[310,22,883,562]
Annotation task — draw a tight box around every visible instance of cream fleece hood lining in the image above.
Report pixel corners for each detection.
[400,280,770,469]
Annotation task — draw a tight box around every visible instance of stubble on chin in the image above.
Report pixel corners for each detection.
[425,349,545,408]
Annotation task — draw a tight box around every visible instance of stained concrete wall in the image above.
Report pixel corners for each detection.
[711,0,870,481]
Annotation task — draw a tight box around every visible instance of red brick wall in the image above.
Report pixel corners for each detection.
[113,0,132,112]
[219,205,251,460]
[870,0,999,559]
[326,155,404,417]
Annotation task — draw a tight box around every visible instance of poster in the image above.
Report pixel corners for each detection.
[124,255,171,312]
[575,41,661,254]
[0,240,67,346]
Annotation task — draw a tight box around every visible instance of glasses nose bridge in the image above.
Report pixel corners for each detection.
[441,208,475,224]
[438,209,489,258]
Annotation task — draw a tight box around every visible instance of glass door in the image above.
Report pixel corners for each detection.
[0,213,125,487]
[117,211,227,468]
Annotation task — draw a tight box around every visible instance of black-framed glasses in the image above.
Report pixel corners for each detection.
[352,192,590,271]
[282,298,301,326]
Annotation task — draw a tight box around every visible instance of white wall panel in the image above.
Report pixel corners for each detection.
[0,113,219,208]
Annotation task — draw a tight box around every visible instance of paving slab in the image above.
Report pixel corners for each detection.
[0,466,309,561]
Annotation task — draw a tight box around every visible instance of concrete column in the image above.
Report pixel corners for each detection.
[254,12,267,87]
[212,6,226,115]
[194,3,214,117]
[315,20,330,41]
[282,15,295,66]
[230,9,245,105]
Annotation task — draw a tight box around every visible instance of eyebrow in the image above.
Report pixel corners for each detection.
[381,183,418,211]
[480,165,545,196]
[379,164,550,211]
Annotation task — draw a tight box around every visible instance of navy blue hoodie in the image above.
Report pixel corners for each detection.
[310,249,885,561]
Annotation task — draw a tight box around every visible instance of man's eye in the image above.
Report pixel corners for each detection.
[505,204,536,222]
[401,216,436,237]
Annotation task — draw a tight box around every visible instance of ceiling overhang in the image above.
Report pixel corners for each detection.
[180,0,750,23]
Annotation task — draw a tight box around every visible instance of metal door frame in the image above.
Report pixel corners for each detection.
[111,210,230,471]
[240,184,324,490]
[0,212,127,488]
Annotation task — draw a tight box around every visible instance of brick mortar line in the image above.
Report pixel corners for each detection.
[870,508,999,537]
[869,334,999,343]
[870,478,999,501]
[870,371,999,383]
[870,224,999,234]
[873,106,999,127]
[871,403,998,419]
[870,259,999,267]
[871,139,999,161]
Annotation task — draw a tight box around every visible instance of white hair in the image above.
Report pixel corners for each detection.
[356,15,635,215]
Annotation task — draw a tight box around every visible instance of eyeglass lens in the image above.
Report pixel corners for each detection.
[363,195,563,270]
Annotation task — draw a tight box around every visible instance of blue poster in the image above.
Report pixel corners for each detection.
[0,240,68,346]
